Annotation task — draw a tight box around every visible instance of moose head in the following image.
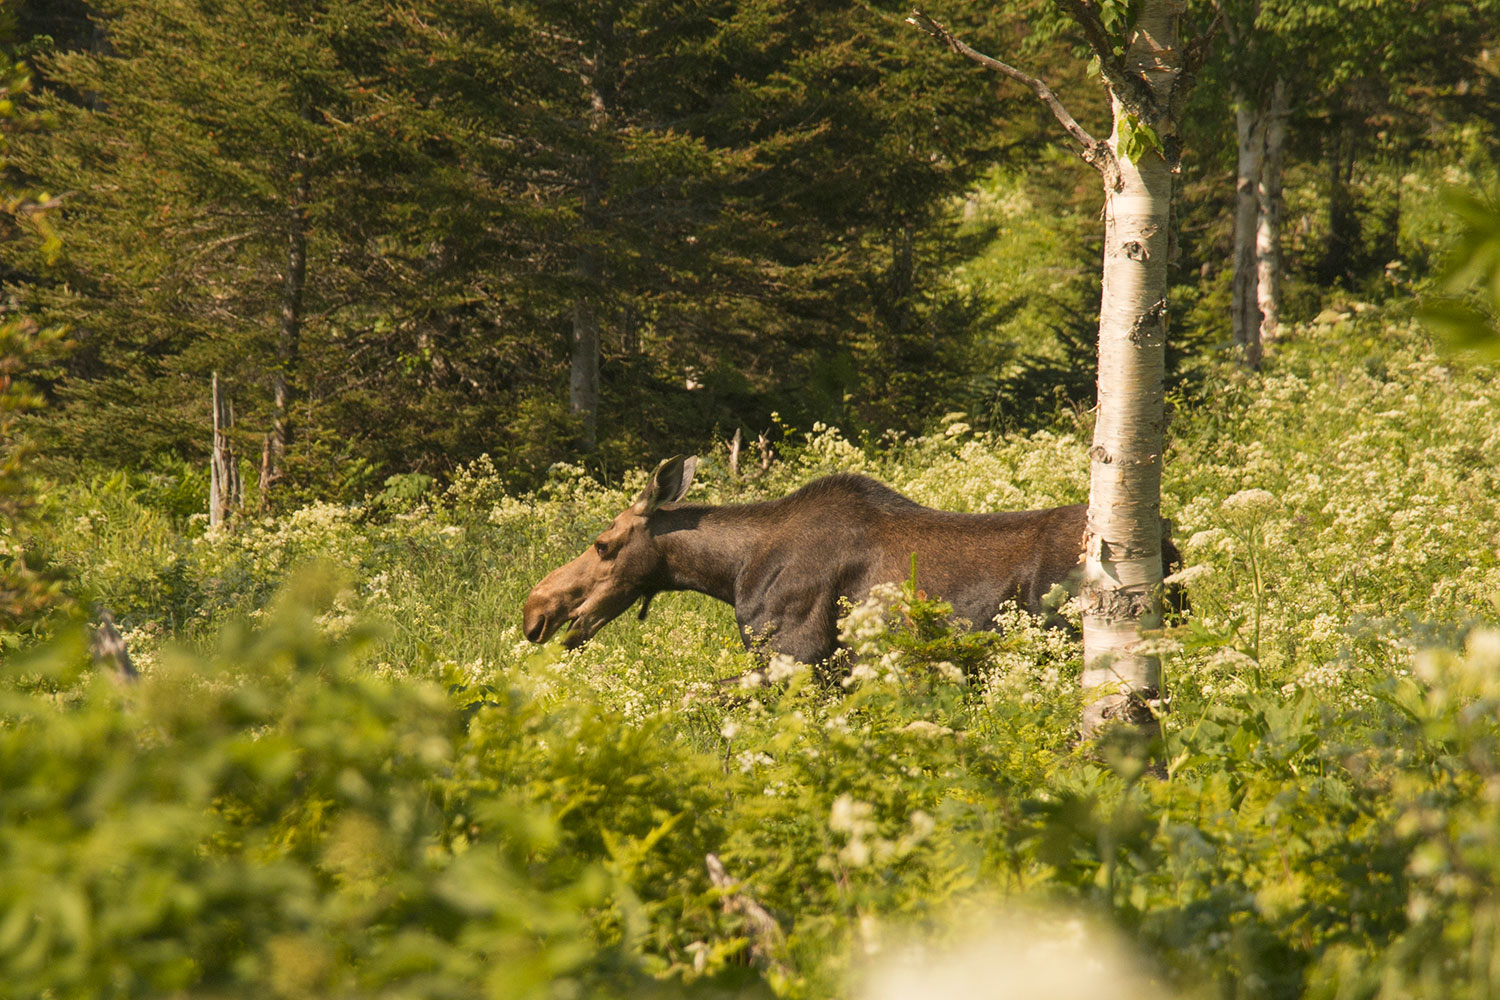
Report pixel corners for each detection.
[522,455,698,648]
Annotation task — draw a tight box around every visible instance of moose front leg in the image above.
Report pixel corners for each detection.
[719,595,842,691]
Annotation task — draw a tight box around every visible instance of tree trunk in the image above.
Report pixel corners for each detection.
[902,3,1185,742]
[1325,121,1358,284]
[570,46,610,454]
[209,371,239,530]
[1232,93,1266,368]
[1256,76,1289,347]
[270,172,308,489]
[571,248,601,452]
[1078,0,1179,740]
[210,373,223,530]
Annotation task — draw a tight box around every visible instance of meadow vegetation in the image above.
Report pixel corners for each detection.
[5,305,1500,998]
[6,3,1500,995]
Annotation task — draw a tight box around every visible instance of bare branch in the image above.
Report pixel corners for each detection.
[1183,2,1226,79]
[91,608,138,681]
[706,853,790,978]
[1052,0,1161,118]
[906,10,1121,189]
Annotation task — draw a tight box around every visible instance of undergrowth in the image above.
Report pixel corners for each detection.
[4,309,1500,998]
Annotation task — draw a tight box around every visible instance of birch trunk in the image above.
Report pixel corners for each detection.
[1232,96,1266,368]
[903,1,1189,740]
[1256,76,1289,346]
[1078,0,1179,738]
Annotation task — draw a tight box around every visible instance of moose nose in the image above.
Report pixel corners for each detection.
[524,614,547,643]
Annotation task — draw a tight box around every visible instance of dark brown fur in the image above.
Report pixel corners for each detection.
[524,458,1178,664]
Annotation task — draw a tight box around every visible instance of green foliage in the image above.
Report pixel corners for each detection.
[9,306,1500,997]
[0,575,770,998]
[10,0,1015,492]
[5,0,1500,990]
[1420,189,1500,359]
[1117,113,1165,166]
[0,40,72,637]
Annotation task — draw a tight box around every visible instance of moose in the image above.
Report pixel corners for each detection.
[524,455,1181,666]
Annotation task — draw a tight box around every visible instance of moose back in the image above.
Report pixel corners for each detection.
[523,456,1175,664]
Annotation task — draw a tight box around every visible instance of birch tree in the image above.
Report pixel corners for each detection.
[911,1,1217,738]
[1216,0,1499,368]
[1219,0,1286,367]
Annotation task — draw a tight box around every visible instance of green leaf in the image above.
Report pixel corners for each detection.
[1418,299,1500,360]
[1116,114,1164,165]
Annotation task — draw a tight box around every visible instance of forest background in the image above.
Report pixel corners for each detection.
[5,1,1500,999]
[9,0,1494,504]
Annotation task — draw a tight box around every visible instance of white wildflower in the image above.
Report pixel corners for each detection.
[901,720,956,739]
[1464,628,1500,674]
[1221,488,1279,518]
[735,750,773,774]
[830,794,874,835]
[1162,563,1211,586]
[766,653,803,683]
[935,660,965,684]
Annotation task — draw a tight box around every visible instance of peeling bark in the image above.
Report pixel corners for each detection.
[906,2,1187,743]
[1256,76,1289,346]
[1233,96,1267,368]
[1078,0,1179,740]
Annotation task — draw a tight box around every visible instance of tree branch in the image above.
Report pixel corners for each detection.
[907,9,1121,190]
[1182,2,1226,81]
[1052,0,1161,118]
[705,853,790,978]
[1170,1,1224,152]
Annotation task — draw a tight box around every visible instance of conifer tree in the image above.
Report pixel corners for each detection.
[0,39,70,631]
[15,0,1008,488]
[19,0,479,495]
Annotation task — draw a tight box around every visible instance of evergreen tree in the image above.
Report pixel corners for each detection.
[0,35,70,633]
[16,0,498,498]
[13,0,1013,493]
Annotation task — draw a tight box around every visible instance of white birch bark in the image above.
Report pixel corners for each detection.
[1232,96,1266,368]
[907,1,1196,741]
[1256,76,1289,347]
[1078,0,1180,738]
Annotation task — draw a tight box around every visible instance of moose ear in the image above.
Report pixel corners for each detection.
[636,455,698,513]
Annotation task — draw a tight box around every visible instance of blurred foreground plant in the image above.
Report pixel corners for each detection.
[1420,189,1500,359]
[0,47,71,638]
[0,573,767,999]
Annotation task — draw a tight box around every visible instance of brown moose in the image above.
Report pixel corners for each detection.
[523,455,1179,665]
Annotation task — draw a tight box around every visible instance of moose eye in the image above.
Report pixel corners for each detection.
[594,537,617,559]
